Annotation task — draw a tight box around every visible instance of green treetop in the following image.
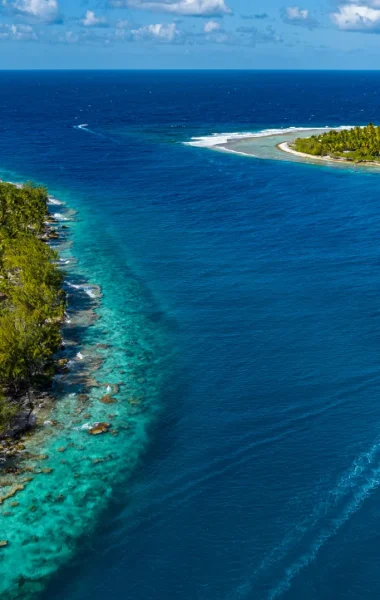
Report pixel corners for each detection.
[292,123,380,163]
[0,182,65,432]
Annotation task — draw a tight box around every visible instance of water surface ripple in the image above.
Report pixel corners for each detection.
[1,71,380,600]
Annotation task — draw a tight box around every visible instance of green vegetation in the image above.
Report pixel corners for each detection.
[292,123,380,163]
[0,182,65,433]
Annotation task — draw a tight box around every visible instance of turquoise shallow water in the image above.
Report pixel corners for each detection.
[3,70,380,600]
[0,172,171,599]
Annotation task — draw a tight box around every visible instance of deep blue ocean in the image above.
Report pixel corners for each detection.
[2,70,380,599]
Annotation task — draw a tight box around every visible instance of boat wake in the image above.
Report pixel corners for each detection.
[233,436,380,599]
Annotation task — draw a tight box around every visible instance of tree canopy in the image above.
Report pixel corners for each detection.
[292,123,380,163]
[0,182,65,432]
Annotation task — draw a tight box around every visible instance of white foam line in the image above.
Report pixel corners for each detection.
[53,212,70,221]
[48,196,63,206]
[66,281,96,298]
[184,126,354,149]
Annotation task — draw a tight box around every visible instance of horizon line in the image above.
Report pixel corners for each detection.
[2,68,380,72]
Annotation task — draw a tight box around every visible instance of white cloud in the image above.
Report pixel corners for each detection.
[203,19,220,32]
[2,0,60,22]
[286,6,308,20]
[61,30,78,43]
[116,19,129,28]
[282,5,318,27]
[0,22,37,38]
[81,10,108,27]
[131,22,179,40]
[54,28,110,44]
[111,0,231,17]
[237,24,283,43]
[331,3,380,30]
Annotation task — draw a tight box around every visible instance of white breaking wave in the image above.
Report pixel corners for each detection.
[80,422,93,431]
[66,281,97,299]
[53,212,70,221]
[184,126,353,149]
[4,180,23,188]
[48,196,63,206]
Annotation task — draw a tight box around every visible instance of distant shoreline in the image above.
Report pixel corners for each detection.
[277,141,380,167]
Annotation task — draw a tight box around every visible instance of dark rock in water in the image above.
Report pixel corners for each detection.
[56,358,69,374]
[77,394,89,403]
[0,484,25,504]
[4,410,37,439]
[88,422,110,435]
[99,395,117,404]
[4,466,23,475]
[128,397,141,406]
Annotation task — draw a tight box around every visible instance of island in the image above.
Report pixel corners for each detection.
[283,123,380,165]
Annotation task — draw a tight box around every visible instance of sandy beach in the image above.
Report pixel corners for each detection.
[277,140,380,168]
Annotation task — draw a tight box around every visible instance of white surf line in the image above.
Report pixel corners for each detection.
[184,126,354,150]
[184,127,326,149]
[48,197,63,206]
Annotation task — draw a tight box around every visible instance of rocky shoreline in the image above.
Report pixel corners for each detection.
[0,183,165,600]
[0,212,65,464]
[0,195,108,507]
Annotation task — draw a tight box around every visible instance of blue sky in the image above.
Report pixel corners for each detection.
[1,0,380,68]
